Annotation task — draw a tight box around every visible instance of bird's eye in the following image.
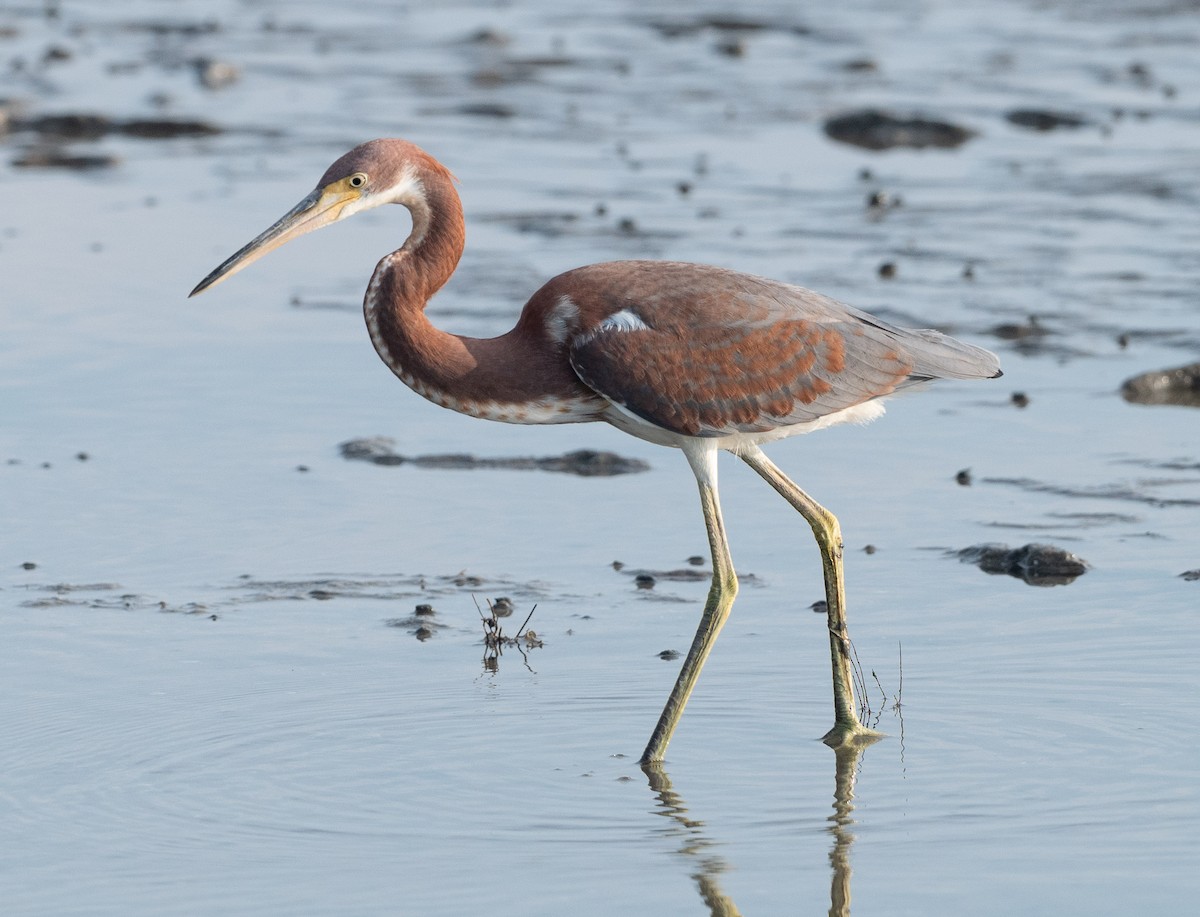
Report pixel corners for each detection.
[348,173,367,188]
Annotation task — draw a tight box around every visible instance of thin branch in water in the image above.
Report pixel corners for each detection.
[892,641,904,712]
[846,636,872,722]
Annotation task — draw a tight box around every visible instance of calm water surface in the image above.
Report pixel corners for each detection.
[2,1,1198,914]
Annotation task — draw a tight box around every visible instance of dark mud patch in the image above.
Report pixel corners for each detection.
[1005,109,1090,131]
[1117,457,1200,472]
[227,571,518,605]
[339,437,649,476]
[14,571,560,625]
[477,211,582,238]
[4,111,223,170]
[612,561,761,601]
[5,112,221,140]
[957,543,1088,586]
[983,475,1200,509]
[986,315,1052,343]
[11,149,119,170]
[16,581,211,614]
[985,511,1140,531]
[823,109,974,151]
[644,15,811,39]
[421,102,518,120]
[1120,362,1200,408]
[979,315,1095,360]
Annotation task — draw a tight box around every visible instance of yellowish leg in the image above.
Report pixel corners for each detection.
[641,447,737,764]
[738,444,881,747]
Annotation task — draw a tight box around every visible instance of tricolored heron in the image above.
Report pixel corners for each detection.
[192,139,1001,763]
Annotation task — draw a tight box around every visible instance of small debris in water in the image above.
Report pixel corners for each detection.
[715,37,745,58]
[956,468,973,486]
[842,58,878,73]
[478,599,542,670]
[823,109,974,150]
[957,543,1089,586]
[877,261,897,279]
[1120,362,1200,408]
[1011,392,1030,408]
[193,57,240,90]
[634,573,656,589]
[20,561,37,570]
[42,45,72,64]
[862,544,877,555]
[1180,570,1200,581]
[657,649,680,661]
[386,604,450,640]
[866,189,902,213]
[810,600,827,614]
[686,555,705,566]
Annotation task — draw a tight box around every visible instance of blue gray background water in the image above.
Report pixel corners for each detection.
[2,1,1198,914]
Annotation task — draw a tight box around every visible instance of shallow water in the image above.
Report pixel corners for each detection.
[2,0,1199,914]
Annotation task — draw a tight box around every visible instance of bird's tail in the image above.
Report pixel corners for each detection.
[903,328,1002,381]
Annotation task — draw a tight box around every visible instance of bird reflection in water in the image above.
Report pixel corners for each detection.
[643,739,878,917]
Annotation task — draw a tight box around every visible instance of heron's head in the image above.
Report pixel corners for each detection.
[190,139,449,296]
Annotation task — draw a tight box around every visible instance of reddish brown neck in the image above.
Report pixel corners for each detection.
[361,164,591,412]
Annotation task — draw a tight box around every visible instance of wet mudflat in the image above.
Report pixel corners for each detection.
[2,0,1199,914]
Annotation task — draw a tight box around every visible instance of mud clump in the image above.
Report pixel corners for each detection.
[1120,362,1200,408]
[823,109,974,151]
[958,542,1089,586]
[1005,109,1089,131]
[7,113,221,140]
[339,437,649,476]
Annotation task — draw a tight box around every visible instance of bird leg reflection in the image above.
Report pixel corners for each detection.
[641,762,743,917]
[641,742,874,917]
[738,445,882,747]
[641,465,737,764]
[828,742,873,917]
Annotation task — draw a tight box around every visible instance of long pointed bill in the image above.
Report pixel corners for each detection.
[189,184,357,297]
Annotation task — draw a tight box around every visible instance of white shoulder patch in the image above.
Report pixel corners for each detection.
[598,308,650,334]
[546,295,580,345]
